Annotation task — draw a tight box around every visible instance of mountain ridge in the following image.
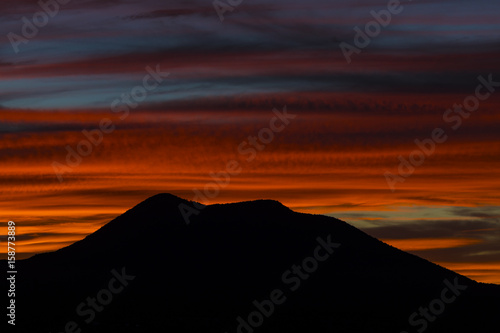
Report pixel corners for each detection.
[6,193,500,332]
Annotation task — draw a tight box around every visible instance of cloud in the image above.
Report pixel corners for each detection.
[1,0,500,108]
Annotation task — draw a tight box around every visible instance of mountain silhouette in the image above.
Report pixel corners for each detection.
[5,193,500,332]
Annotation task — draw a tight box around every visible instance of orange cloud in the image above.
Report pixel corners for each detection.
[381,238,482,251]
[1,108,500,283]
[438,262,500,285]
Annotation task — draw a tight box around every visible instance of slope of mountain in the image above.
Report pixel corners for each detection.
[6,193,500,332]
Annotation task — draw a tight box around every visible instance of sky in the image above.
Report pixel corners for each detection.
[1,0,500,284]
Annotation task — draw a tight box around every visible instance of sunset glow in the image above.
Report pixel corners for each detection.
[1,0,499,285]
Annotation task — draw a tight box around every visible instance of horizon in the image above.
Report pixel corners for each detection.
[4,192,500,285]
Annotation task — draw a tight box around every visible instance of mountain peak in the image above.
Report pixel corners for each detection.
[209,198,290,211]
[137,192,188,206]
[16,194,500,333]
